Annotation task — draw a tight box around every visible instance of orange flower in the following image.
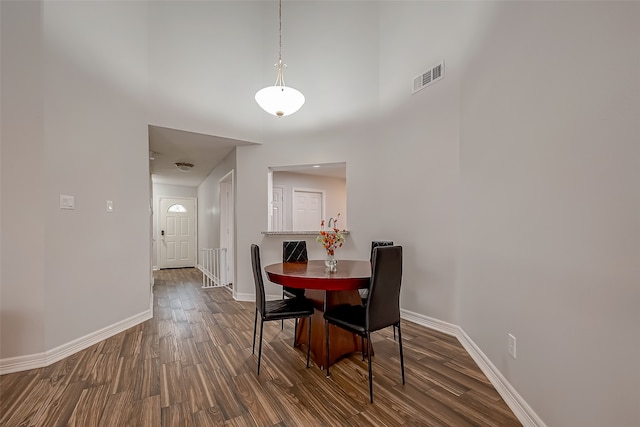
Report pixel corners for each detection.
[317,214,345,256]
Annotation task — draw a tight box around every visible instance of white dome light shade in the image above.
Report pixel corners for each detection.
[255,85,305,117]
[175,162,194,171]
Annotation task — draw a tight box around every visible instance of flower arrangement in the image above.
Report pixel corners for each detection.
[317,213,345,256]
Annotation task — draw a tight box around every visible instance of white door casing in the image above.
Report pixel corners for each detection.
[159,197,196,269]
[219,171,234,286]
[293,189,324,231]
[272,186,284,232]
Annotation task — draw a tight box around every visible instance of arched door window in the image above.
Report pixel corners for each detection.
[167,204,188,213]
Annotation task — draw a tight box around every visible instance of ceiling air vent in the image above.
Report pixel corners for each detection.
[412,60,444,94]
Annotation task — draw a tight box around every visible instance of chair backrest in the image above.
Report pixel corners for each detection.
[366,245,403,332]
[370,241,394,263]
[251,244,266,315]
[283,240,308,263]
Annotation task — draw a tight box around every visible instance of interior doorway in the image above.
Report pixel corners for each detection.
[219,170,235,288]
[293,188,324,231]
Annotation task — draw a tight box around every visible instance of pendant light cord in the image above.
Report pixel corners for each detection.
[275,0,286,87]
[278,0,282,62]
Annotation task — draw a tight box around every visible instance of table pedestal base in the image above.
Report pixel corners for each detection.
[294,289,372,369]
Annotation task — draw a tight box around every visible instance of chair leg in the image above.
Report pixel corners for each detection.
[293,318,299,346]
[325,320,330,378]
[252,308,258,354]
[361,335,365,361]
[397,322,405,385]
[393,325,396,340]
[306,316,312,368]
[367,332,373,403]
[257,319,265,375]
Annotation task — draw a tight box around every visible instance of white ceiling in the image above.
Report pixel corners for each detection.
[148,125,255,187]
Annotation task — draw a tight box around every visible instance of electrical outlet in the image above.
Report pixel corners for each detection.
[508,334,517,358]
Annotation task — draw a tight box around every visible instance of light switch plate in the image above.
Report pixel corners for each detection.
[106,200,114,213]
[60,195,75,210]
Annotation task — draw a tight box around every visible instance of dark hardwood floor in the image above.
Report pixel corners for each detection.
[0,268,521,426]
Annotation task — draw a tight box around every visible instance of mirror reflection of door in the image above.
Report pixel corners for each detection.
[272,185,284,232]
[293,189,324,231]
[159,197,196,268]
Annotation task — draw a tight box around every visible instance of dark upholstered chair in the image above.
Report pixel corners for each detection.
[324,245,404,403]
[370,240,395,261]
[282,241,308,299]
[358,240,394,301]
[360,240,396,339]
[281,241,309,330]
[251,244,314,375]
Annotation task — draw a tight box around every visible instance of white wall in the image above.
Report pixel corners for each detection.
[457,3,640,426]
[1,1,47,359]
[148,1,265,142]
[41,1,151,352]
[375,1,464,325]
[377,1,639,425]
[1,1,151,362]
[152,183,198,269]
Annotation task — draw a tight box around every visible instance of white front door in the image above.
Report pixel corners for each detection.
[293,189,323,231]
[159,197,196,269]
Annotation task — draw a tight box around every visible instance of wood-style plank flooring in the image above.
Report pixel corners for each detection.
[0,268,521,426]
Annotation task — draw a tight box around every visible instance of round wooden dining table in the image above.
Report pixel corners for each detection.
[264,260,372,369]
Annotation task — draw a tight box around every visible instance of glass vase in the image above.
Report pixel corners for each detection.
[324,253,338,272]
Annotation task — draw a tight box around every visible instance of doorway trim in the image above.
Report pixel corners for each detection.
[219,170,235,293]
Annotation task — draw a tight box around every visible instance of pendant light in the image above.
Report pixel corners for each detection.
[255,0,305,117]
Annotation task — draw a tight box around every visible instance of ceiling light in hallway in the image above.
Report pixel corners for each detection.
[175,162,194,171]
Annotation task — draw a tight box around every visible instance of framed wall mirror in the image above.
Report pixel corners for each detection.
[267,162,347,232]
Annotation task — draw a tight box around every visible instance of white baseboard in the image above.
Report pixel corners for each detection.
[234,292,254,302]
[0,309,152,375]
[0,352,47,376]
[400,308,546,427]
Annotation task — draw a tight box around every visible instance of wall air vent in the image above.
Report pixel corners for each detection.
[412,60,444,94]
